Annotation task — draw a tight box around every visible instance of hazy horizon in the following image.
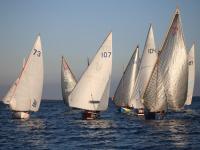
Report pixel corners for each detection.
[0,0,199,100]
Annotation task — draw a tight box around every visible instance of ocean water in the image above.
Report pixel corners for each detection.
[0,97,200,150]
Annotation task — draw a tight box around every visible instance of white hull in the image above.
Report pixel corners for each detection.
[12,111,30,119]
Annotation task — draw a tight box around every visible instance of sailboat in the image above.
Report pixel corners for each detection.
[3,35,44,119]
[143,8,188,119]
[185,44,195,105]
[68,32,112,120]
[113,46,140,113]
[61,56,77,105]
[129,24,157,116]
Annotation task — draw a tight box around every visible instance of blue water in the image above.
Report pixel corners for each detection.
[0,97,200,150]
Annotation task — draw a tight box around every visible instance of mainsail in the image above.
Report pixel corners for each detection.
[129,25,157,109]
[61,56,77,104]
[68,32,112,111]
[3,35,44,112]
[185,44,195,105]
[113,46,140,107]
[159,8,188,110]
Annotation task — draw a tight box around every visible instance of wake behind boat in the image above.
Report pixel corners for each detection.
[2,35,44,119]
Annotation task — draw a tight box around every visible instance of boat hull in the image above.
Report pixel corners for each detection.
[144,111,165,120]
[82,110,100,120]
[12,111,30,119]
[134,108,144,116]
[118,107,132,113]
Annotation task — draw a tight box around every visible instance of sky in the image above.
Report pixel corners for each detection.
[0,0,199,100]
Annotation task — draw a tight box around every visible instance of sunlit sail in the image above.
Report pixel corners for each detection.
[69,32,112,119]
[3,35,44,119]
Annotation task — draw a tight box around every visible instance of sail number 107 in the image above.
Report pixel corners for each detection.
[101,52,111,58]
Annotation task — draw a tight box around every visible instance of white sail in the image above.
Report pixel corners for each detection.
[143,63,167,112]
[185,44,195,105]
[3,59,26,104]
[129,25,157,109]
[4,35,44,112]
[2,79,19,104]
[113,46,140,107]
[69,32,112,111]
[157,8,188,110]
[61,56,77,104]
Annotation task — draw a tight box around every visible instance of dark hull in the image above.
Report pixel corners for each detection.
[82,110,100,120]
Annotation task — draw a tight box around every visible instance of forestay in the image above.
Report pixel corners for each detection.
[113,46,140,107]
[69,32,112,111]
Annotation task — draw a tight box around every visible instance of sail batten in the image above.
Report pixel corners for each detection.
[69,32,112,111]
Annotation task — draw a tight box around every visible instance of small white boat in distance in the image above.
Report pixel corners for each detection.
[69,32,112,120]
[3,35,44,119]
[61,56,77,105]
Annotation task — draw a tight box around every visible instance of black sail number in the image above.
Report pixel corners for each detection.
[101,52,111,58]
[33,49,41,57]
[148,48,156,54]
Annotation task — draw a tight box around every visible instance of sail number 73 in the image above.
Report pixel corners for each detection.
[33,49,41,57]
[101,52,111,58]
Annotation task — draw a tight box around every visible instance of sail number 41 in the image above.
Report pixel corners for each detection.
[101,52,111,58]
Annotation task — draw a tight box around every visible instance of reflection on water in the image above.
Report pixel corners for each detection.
[76,119,115,129]
[1,100,200,149]
[13,118,48,149]
[168,120,188,148]
[145,114,190,148]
